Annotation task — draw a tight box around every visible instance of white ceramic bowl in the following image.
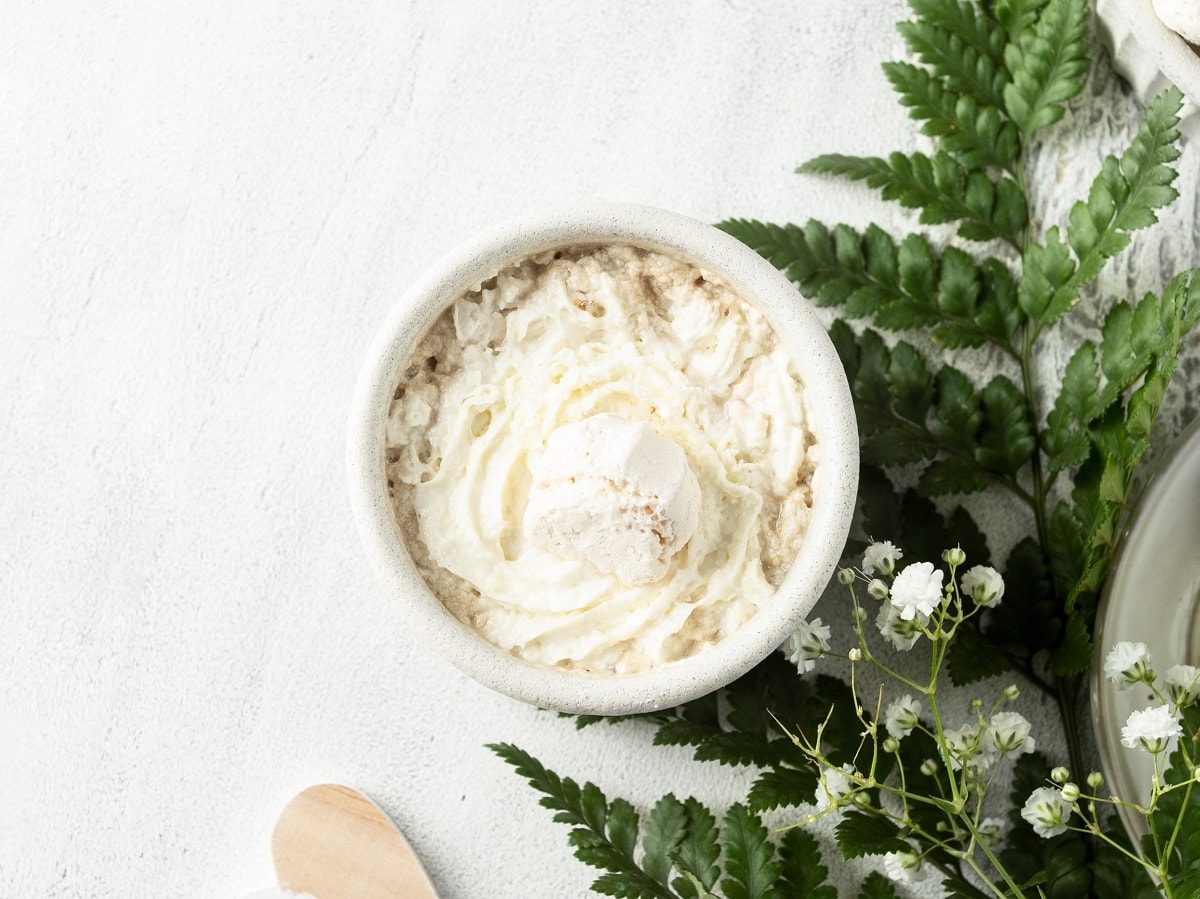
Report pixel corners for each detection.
[347,203,859,715]
[1097,0,1200,139]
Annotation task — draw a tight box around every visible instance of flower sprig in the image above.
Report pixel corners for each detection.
[784,542,1200,897]
[1011,643,1200,897]
[780,542,1044,898]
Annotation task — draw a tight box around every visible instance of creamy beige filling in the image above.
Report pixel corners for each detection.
[385,244,816,674]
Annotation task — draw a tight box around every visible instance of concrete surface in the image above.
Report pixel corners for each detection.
[2,1,1198,897]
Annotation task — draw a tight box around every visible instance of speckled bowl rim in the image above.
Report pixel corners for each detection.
[347,202,858,715]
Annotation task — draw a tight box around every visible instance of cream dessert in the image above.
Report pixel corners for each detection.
[385,244,816,674]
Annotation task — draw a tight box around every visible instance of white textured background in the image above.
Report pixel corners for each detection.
[3,2,1198,897]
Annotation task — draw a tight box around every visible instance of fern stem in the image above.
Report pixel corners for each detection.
[1018,327,1052,554]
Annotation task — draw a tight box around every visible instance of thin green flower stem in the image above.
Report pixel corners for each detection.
[864,646,928,694]
[966,816,1028,898]
[1067,823,1151,870]
[1147,754,1169,885]
[925,690,963,808]
[867,683,885,783]
[847,586,928,693]
[890,744,911,820]
[962,853,1016,899]
[1163,776,1194,876]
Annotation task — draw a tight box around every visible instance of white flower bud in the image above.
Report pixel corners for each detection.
[1166,665,1200,707]
[883,737,900,753]
[1121,705,1183,754]
[977,817,1004,850]
[1021,787,1072,838]
[848,647,863,662]
[867,578,890,600]
[813,764,856,812]
[1104,642,1154,689]
[837,567,856,585]
[1051,767,1070,784]
[920,759,938,777]
[961,565,1005,607]
[885,694,922,740]
[782,618,832,674]
[1087,771,1104,790]
[987,712,1035,756]
[1061,783,1080,803]
[1003,685,1020,701]
[942,546,966,566]
[853,792,872,809]
[862,541,901,576]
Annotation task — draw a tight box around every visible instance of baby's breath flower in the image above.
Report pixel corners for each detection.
[867,578,890,600]
[1051,767,1069,784]
[942,546,966,567]
[883,737,900,753]
[883,842,929,884]
[1104,641,1153,689]
[1022,786,1073,838]
[889,562,945,622]
[946,722,994,771]
[961,565,1005,607]
[885,694,923,740]
[919,759,938,777]
[1003,684,1020,701]
[782,618,831,674]
[987,712,1036,756]
[837,567,856,585]
[875,603,924,651]
[815,763,857,812]
[1061,783,1081,802]
[1087,771,1104,790]
[978,817,1004,850]
[863,541,902,576]
[1166,664,1200,707]
[1121,705,1182,753]
[848,647,863,662]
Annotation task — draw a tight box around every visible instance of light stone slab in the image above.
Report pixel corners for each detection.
[2,1,1197,897]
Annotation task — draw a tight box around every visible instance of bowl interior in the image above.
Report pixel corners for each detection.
[347,204,858,715]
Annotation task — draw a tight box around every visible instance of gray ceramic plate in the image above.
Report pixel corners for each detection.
[1092,416,1200,838]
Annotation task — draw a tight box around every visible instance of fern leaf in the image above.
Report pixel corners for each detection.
[1063,271,1200,612]
[1020,87,1184,329]
[672,798,721,899]
[778,830,838,899]
[489,744,671,899]
[799,151,1026,247]
[719,804,781,899]
[883,61,1020,170]
[993,0,1051,36]
[1002,0,1089,136]
[899,9,1009,110]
